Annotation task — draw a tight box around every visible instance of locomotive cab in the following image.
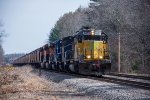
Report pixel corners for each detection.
[74,28,111,75]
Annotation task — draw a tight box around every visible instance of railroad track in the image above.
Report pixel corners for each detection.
[102,76,150,90]
[38,68,150,90]
[108,73,150,80]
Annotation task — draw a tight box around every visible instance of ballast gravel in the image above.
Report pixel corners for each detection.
[32,66,150,100]
[1,65,150,100]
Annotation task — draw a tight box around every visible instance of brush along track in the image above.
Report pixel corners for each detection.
[40,68,150,91]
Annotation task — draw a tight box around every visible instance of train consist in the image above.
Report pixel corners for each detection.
[13,27,111,76]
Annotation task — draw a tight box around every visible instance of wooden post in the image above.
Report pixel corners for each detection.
[118,33,121,73]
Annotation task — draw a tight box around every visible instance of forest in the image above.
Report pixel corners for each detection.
[48,0,150,74]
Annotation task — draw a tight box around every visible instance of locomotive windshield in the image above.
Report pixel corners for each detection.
[76,29,108,42]
[83,35,108,41]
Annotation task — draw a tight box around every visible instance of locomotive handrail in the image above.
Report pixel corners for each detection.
[63,44,73,48]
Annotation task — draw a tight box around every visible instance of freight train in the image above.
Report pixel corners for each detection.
[13,27,111,76]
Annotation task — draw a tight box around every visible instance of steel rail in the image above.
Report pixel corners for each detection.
[37,67,150,90]
[108,73,150,80]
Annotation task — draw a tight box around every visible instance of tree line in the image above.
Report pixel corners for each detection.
[48,0,150,74]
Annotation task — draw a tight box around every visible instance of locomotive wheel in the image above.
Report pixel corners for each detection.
[69,64,75,72]
[46,62,49,69]
[37,63,41,68]
[74,63,79,73]
[64,64,69,72]
[49,62,52,70]
[41,63,44,69]
[52,63,55,70]
[61,63,65,71]
[56,63,59,71]
[44,63,46,69]
[95,72,102,77]
[58,63,63,71]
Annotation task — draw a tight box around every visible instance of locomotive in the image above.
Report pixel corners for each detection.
[13,27,111,76]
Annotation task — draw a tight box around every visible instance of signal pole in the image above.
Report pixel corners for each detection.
[118,33,121,73]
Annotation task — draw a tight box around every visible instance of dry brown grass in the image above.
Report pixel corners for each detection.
[0,66,20,94]
[0,66,79,100]
[0,66,17,86]
[0,66,59,100]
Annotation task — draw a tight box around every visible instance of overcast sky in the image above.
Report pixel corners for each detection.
[0,0,89,54]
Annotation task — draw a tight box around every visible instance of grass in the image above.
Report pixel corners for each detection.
[0,66,19,88]
[0,66,15,72]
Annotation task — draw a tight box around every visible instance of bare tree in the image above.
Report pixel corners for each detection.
[0,20,5,65]
[90,0,150,73]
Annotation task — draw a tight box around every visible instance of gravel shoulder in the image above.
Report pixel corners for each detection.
[0,65,150,100]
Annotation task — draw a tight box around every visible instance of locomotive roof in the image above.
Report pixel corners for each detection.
[62,36,74,41]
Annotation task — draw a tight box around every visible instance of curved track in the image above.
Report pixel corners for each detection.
[108,73,150,80]
[102,76,150,90]
[39,67,150,90]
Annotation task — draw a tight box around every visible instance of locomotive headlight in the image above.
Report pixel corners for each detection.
[99,56,103,59]
[87,55,91,59]
[91,30,94,35]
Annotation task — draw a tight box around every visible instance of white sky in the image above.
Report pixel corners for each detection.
[0,0,89,54]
